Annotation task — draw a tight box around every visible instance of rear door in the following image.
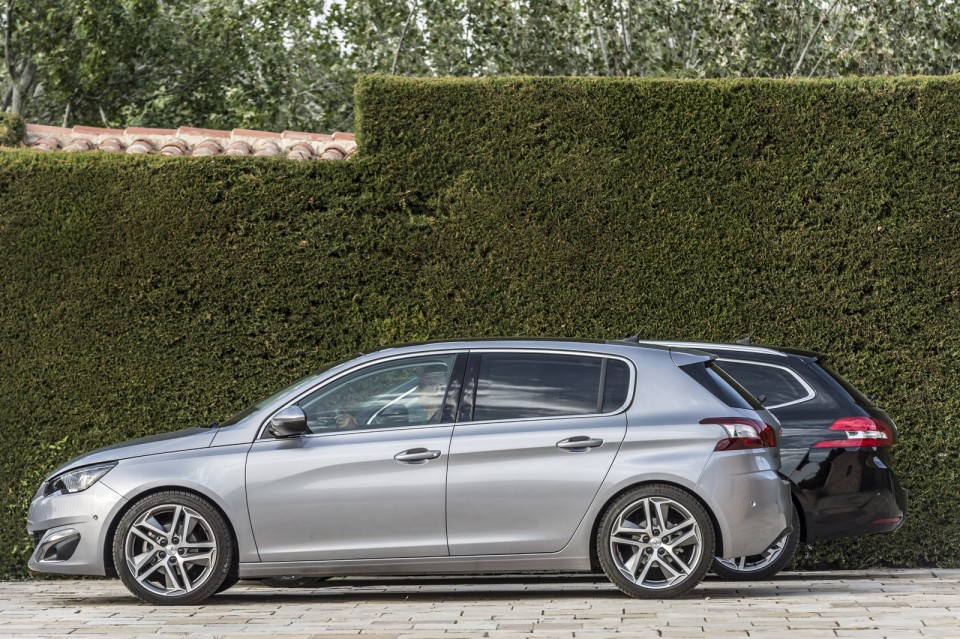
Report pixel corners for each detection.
[445,350,631,555]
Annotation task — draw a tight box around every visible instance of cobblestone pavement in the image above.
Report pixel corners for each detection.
[1,570,958,639]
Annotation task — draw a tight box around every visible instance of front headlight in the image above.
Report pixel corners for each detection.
[44,462,117,496]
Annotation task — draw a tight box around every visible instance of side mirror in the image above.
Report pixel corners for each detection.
[268,406,308,438]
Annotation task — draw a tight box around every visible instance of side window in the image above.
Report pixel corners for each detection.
[602,358,632,412]
[473,353,603,421]
[714,360,813,409]
[298,354,457,433]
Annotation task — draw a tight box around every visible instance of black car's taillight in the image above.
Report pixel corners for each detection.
[812,416,893,448]
[701,417,777,451]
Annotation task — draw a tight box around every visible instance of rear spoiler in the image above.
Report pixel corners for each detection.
[777,347,824,362]
[668,347,717,367]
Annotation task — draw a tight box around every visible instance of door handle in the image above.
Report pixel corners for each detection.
[394,448,442,463]
[557,436,604,452]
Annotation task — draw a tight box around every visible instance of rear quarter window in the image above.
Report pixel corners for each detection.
[680,361,763,410]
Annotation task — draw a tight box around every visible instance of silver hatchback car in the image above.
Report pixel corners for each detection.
[28,339,791,604]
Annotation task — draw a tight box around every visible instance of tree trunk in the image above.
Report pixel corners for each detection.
[10,82,20,113]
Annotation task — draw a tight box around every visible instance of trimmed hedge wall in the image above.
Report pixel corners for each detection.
[1,76,959,577]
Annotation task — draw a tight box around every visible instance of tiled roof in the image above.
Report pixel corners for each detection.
[22,124,356,161]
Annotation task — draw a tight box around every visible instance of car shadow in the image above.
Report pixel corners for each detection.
[62,572,882,607]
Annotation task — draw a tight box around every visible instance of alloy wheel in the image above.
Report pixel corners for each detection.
[124,503,218,597]
[608,495,705,591]
[714,535,787,573]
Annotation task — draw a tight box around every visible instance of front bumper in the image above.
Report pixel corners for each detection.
[26,481,127,576]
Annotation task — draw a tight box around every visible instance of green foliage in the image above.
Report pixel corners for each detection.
[7,1,960,132]
[0,112,24,146]
[2,75,960,578]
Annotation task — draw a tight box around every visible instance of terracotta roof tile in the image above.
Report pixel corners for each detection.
[63,139,94,152]
[233,128,280,139]
[126,127,177,136]
[192,140,221,156]
[320,146,346,160]
[160,139,188,156]
[73,125,125,137]
[27,124,71,136]
[21,123,357,161]
[32,136,61,151]
[254,141,281,157]
[98,138,123,152]
[176,126,231,139]
[224,140,252,156]
[283,130,333,142]
[126,139,154,155]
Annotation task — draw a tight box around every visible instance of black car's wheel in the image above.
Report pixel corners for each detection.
[113,491,233,605]
[712,506,800,581]
[597,484,715,599]
[261,576,332,588]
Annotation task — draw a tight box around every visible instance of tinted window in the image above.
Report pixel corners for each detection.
[716,360,811,408]
[814,361,873,406]
[474,353,603,421]
[602,359,632,412]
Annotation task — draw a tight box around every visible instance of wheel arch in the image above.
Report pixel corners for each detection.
[790,488,808,543]
[588,479,722,572]
[103,485,240,580]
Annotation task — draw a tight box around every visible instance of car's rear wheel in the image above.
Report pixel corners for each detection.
[597,484,714,599]
[113,491,233,605]
[712,506,800,580]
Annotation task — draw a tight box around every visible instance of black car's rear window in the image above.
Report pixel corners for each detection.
[818,361,875,407]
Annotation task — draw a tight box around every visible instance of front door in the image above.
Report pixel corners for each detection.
[246,352,464,561]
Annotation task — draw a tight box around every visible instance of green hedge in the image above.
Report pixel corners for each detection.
[0,112,25,147]
[1,76,959,578]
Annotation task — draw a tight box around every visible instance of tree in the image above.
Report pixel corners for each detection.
[5,1,960,132]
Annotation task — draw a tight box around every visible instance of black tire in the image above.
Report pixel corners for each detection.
[597,484,715,599]
[261,576,332,588]
[215,575,240,593]
[712,505,801,581]
[113,491,234,605]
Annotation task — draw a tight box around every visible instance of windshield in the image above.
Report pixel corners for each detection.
[218,373,320,428]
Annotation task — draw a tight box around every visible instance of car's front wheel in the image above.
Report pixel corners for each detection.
[712,506,800,581]
[113,491,233,605]
[597,484,715,599]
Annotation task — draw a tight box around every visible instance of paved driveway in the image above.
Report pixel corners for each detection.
[1,570,957,638]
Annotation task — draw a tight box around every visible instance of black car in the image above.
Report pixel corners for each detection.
[630,338,907,579]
